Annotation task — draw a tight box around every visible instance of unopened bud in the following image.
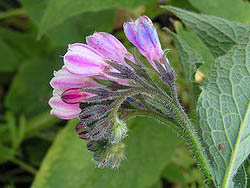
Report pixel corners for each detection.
[109,116,128,144]
[87,141,107,152]
[61,88,94,104]
[195,70,205,83]
[75,122,86,133]
[93,142,126,168]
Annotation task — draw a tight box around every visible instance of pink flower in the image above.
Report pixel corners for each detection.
[123,16,164,64]
[49,16,167,120]
[64,43,108,76]
[49,67,99,119]
[86,32,133,65]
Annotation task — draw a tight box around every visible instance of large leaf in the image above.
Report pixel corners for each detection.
[32,117,179,188]
[164,6,245,58]
[189,0,250,24]
[0,38,20,72]
[164,6,250,187]
[165,28,204,82]
[198,43,250,187]
[0,28,48,72]
[36,0,153,38]
[5,55,61,117]
[20,0,115,46]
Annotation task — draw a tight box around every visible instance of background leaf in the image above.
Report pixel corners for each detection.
[188,0,250,24]
[37,0,154,38]
[32,117,179,188]
[5,55,61,117]
[20,0,115,46]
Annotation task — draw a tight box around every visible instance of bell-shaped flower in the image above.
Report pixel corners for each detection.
[49,67,99,119]
[86,32,133,65]
[64,43,108,76]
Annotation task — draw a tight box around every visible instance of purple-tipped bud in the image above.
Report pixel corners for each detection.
[75,122,86,133]
[78,130,90,141]
[124,16,164,64]
[61,88,95,104]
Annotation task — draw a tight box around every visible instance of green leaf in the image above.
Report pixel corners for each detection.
[5,112,18,150]
[5,55,61,117]
[162,163,186,184]
[0,38,20,72]
[163,6,242,58]
[0,145,15,164]
[198,43,250,187]
[188,0,250,24]
[48,10,115,46]
[165,28,203,82]
[0,27,52,72]
[36,0,152,38]
[32,117,179,188]
[163,6,250,187]
[20,0,115,46]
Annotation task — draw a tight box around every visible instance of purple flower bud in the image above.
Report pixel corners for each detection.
[75,122,86,133]
[61,88,95,104]
[124,16,164,64]
[78,130,90,141]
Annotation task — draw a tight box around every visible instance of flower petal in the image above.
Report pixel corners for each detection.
[50,68,99,93]
[48,96,81,119]
[86,32,132,64]
[64,43,107,75]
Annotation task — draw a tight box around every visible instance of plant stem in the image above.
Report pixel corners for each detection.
[123,110,182,135]
[0,8,26,20]
[172,101,213,186]
[10,158,37,175]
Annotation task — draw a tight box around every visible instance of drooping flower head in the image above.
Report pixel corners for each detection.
[49,15,175,168]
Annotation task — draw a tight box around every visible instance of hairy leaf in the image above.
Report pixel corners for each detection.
[198,43,250,187]
[165,28,203,82]
[164,6,246,58]
[164,6,250,187]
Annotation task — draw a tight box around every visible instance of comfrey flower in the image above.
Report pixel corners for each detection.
[49,16,176,168]
[124,16,164,63]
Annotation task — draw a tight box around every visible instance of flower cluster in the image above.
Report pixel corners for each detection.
[49,16,175,168]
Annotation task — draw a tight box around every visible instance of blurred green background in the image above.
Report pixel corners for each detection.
[1,0,250,187]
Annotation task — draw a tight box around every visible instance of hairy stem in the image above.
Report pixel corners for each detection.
[123,110,182,137]
[172,101,213,186]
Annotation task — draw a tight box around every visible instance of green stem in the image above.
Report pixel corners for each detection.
[0,8,26,20]
[172,101,213,186]
[10,158,37,175]
[123,110,182,135]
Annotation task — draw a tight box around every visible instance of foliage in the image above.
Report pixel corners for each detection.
[0,0,250,187]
